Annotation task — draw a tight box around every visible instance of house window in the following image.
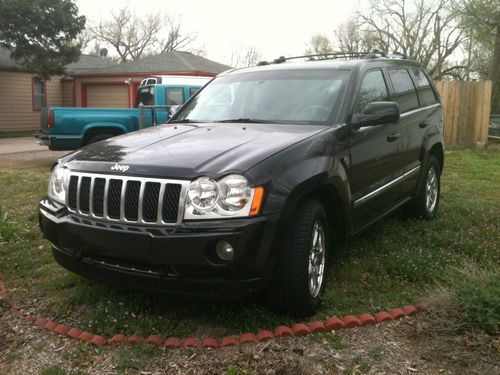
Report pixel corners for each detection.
[32,78,46,111]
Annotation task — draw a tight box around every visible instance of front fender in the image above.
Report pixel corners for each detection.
[246,130,352,231]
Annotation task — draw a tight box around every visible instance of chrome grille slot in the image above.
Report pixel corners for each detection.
[143,182,161,222]
[65,172,189,226]
[163,184,182,223]
[124,180,141,221]
[107,180,122,219]
[79,177,91,214]
[68,176,78,210]
[93,178,105,216]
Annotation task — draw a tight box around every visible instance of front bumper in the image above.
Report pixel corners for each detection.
[39,198,281,298]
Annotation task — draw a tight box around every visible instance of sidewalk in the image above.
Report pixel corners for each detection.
[0,137,44,155]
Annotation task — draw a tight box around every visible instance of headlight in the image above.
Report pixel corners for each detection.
[187,177,219,211]
[48,164,69,204]
[184,175,262,219]
[218,175,252,213]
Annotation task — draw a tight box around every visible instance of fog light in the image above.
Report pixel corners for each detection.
[216,241,234,261]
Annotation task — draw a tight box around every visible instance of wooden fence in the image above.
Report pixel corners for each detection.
[434,80,492,146]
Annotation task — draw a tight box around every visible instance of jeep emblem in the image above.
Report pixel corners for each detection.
[111,163,129,172]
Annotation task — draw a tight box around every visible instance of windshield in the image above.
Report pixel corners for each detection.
[172,69,350,125]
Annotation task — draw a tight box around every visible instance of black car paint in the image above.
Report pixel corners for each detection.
[39,58,444,297]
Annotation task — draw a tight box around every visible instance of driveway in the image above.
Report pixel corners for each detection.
[0,137,46,155]
[0,137,68,168]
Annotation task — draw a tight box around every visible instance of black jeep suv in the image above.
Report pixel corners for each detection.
[39,53,444,317]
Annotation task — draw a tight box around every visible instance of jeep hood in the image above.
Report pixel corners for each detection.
[62,123,328,179]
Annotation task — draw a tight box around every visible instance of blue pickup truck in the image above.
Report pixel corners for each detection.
[34,76,211,150]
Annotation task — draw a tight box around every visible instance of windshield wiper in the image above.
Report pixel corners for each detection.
[213,118,271,124]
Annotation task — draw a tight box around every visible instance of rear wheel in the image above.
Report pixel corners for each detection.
[405,155,441,219]
[267,199,330,317]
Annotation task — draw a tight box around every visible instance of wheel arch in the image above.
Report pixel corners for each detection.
[82,124,126,145]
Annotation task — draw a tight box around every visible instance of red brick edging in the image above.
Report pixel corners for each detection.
[0,280,419,348]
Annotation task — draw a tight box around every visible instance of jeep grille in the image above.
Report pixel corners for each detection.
[66,173,188,226]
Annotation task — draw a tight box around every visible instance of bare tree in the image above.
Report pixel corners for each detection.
[305,34,334,58]
[354,0,466,79]
[90,8,203,62]
[228,45,262,67]
[158,15,202,54]
[91,8,161,62]
[334,18,377,53]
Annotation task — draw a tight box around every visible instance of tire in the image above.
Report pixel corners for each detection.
[405,155,441,220]
[267,199,330,317]
[86,133,115,145]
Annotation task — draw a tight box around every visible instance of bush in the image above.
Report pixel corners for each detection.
[456,274,500,334]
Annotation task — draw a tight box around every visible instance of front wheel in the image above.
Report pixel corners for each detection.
[267,199,330,317]
[405,155,441,220]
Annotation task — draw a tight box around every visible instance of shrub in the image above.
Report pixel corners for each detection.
[455,274,500,334]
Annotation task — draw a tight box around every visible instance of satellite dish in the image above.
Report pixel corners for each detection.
[99,48,108,57]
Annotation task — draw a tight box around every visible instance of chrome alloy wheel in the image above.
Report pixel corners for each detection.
[425,167,438,213]
[308,221,326,298]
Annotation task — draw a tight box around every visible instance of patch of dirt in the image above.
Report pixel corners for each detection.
[2,303,494,375]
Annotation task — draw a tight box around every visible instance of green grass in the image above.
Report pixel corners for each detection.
[0,149,499,339]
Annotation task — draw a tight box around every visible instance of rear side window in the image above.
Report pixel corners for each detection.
[411,67,438,107]
[354,70,389,114]
[135,86,155,107]
[166,88,184,106]
[388,69,419,113]
[189,87,200,97]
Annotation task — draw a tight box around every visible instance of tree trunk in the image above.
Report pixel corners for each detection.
[489,24,500,113]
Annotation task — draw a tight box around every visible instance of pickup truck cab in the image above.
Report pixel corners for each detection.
[39,52,444,317]
[34,76,211,150]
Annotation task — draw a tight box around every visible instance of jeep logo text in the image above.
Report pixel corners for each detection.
[110,163,130,172]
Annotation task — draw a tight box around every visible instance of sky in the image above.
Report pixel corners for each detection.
[76,0,362,65]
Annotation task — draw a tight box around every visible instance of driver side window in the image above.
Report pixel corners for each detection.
[354,70,389,114]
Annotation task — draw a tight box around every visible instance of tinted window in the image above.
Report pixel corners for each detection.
[354,70,389,113]
[411,67,438,106]
[166,88,184,106]
[33,78,46,110]
[189,87,200,97]
[135,86,155,107]
[388,69,419,112]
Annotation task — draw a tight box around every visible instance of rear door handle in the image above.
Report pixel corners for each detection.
[419,122,428,129]
[387,133,401,142]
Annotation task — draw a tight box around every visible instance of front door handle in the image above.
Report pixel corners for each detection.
[387,133,401,142]
[419,122,428,129]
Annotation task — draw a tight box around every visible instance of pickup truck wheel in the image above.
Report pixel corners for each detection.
[267,199,329,317]
[86,133,115,145]
[405,155,441,220]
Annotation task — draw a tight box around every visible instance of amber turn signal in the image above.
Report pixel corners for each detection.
[249,187,264,216]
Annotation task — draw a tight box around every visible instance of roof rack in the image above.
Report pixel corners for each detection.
[256,50,410,66]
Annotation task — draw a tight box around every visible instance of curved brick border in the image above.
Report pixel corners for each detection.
[0,280,419,348]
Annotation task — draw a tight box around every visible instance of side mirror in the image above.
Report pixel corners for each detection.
[350,101,400,130]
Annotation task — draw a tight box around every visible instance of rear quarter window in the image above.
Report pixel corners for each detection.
[411,67,438,107]
[388,69,419,113]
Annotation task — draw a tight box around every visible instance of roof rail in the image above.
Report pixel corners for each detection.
[256,50,411,66]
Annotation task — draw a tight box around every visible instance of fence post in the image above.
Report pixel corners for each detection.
[139,103,144,129]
